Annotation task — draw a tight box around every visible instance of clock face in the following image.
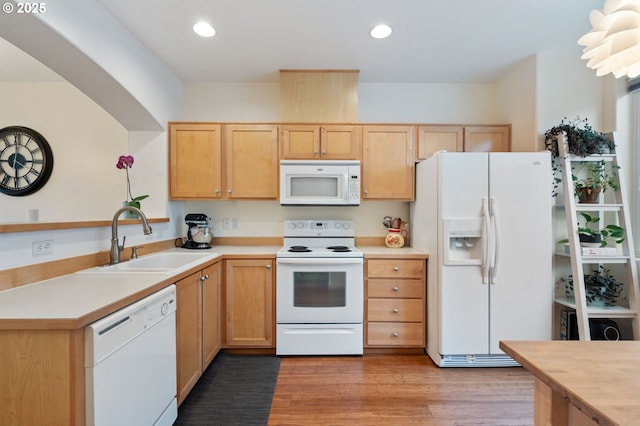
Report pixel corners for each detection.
[0,126,54,196]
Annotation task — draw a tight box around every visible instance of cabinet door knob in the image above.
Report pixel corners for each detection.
[393,266,399,271]
[392,332,399,337]
[393,286,399,292]
[227,189,232,194]
[393,308,399,314]
[266,264,271,269]
[321,151,327,155]
[215,189,220,193]
[364,190,368,195]
[313,150,319,155]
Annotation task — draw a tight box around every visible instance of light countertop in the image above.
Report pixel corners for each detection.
[359,246,428,258]
[0,245,427,330]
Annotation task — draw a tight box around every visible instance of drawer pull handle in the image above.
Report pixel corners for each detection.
[393,266,399,271]
[393,286,399,292]
[393,332,399,337]
[393,308,399,314]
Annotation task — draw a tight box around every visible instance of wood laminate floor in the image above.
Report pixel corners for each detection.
[268,355,534,425]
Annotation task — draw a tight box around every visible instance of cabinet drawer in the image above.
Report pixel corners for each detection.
[366,259,424,279]
[367,279,424,298]
[367,322,424,347]
[367,299,423,322]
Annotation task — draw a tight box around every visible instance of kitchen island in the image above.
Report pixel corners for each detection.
[500,340,640,426]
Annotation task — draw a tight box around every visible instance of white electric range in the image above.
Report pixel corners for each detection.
[276,220,364,355]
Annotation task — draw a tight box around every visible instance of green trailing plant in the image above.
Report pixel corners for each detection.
[563,265,623,306]
[557,212,625,247]
[544,116,614,157]
[577,212,625,247]
[544,116,616,197]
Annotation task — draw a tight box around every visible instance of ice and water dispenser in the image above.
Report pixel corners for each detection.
[443,218,483,265]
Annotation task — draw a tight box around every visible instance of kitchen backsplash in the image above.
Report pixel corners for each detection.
[183,200,409,238]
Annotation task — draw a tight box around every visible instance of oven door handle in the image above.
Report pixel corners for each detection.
[276,257,364,265]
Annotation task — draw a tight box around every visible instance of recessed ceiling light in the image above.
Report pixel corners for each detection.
[370,24,392,39]
[193,22,216,37]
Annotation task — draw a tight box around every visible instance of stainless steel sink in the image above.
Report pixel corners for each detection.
[77,251,219,275]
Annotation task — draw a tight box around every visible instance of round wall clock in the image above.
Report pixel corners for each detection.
[0,126,54,196]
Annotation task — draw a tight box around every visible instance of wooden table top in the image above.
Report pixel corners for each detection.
[500,340,640,426]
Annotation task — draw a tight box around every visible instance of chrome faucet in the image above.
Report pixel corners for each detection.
[110,206,153,265]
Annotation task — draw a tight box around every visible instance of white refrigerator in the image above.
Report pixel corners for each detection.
[410,152,552,367]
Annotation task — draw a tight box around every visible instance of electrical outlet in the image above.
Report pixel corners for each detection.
[223,218,231,230]
[32,240,53,256]
[232,217,239,229]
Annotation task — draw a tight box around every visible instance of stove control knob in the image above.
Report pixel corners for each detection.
[334,222,342,229]
[296,222,305,229]
[288,222,297,229]
[342,222,351,230]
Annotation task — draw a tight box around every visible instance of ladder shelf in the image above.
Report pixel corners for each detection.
[554,131,640,340]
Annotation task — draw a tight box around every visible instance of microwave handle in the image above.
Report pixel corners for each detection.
[276,257,363,265]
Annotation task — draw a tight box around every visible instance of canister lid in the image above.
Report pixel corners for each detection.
[185,213,210,223]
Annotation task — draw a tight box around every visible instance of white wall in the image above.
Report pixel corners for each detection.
[183,83,280,122]
[0,82,128,222]
[536,53,605,137]
[0,82,179,270]
[358,83,497,123]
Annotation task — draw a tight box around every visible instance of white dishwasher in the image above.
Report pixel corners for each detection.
[85,284,177,426]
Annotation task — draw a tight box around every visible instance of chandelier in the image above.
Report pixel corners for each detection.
[578,0,640,78]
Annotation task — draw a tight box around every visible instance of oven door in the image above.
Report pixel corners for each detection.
[276,257,363,323]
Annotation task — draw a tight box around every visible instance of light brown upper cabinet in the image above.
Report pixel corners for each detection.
[280,124,361,160]
[361,125,415,201]
[169,123,223,199]
[169,123,278,200]
[417,125,464,159]
[224,124,279,199]
[463,125,510,152]
[416,125,511,160]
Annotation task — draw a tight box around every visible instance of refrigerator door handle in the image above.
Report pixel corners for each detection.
[482,198,491,284]
[490,197,500,284]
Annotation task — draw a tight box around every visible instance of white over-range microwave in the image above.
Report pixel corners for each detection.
[279,160,360,206]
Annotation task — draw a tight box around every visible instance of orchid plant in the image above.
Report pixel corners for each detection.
[116,155,148,209]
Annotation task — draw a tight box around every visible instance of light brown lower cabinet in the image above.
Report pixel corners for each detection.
[0,328,85,425]
[224,258,275,348]
[365,258,426,348]
[176,262,221,404]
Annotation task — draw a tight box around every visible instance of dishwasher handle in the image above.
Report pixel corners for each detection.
[97,315,132,336]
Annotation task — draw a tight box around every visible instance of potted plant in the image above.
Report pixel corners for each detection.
[564,266,623,307]
[544,116,614,157]
[544,117,616,197]
[576,212,625,247]
[116,154,149,218]
[572,160,619,203]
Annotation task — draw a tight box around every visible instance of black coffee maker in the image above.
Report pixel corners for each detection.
[183,213,213,249]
